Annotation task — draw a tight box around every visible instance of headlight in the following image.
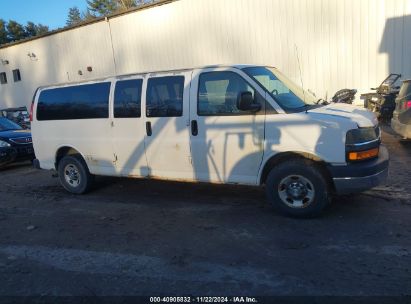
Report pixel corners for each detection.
[0,140,11,148]
[346,127,378,145]
[346,127,380,162]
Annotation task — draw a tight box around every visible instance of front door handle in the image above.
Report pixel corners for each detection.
[191,120,198,136]
[146,121,152,136]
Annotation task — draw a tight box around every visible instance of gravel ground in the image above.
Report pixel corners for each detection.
[0,126,410,299]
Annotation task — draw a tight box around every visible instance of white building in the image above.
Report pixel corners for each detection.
[0,0,410,109]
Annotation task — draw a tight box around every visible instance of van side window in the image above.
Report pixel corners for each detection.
[198,71,256,116]
[37,82,111,121]
[146,76,184,117]
[114,79,142,118]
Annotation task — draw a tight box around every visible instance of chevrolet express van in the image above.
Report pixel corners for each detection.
[31,65,389,217]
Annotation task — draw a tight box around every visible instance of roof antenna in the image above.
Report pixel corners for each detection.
[294,44,307,112]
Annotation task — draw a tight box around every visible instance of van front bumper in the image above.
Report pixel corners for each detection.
[391,117,411,139]
[327,145,389,195]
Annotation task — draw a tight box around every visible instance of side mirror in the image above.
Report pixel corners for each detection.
[237,91,261,112]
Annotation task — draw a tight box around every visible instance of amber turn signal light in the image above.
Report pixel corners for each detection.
[348,147,379,161]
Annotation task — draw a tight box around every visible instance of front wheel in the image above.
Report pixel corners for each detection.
[265,159,331,218]
[58,155,93,194]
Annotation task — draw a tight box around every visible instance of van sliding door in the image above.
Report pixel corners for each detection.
[143,71,194,180]
[111,76,149,176]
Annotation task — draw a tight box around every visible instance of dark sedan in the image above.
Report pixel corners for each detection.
[0,118,35,167]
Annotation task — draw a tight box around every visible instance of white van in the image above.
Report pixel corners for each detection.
[31,65,389,217]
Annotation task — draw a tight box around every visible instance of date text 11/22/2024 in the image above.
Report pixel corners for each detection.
[150,297,258,303]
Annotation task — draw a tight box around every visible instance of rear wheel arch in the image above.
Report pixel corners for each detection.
[57,154,94,194]
[55,146,86,170]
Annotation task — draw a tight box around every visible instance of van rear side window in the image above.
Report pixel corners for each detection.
[114,79,142,118]
[146,76,184,117]
[37,82,111,121]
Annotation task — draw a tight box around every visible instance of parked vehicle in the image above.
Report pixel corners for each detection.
[361,74,401,122]
[0,107,31,129]
[31,65,388,218]
[391,79,411,139]
[0,117,35,167]
[331,89,357,104]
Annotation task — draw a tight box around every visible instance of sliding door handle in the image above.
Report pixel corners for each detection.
[191,120,198,136]
[146,121,152,136]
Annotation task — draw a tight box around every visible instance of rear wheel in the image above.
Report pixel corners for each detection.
[58,155,93,194]
[265,159,330,218]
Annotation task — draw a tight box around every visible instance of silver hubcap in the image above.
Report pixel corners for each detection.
[64,164,81,188]
[278,175,315,208]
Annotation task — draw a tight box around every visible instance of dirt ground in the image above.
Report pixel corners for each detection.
[0,126,410,298]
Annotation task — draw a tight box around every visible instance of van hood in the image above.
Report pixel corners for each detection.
[307,103,378,127]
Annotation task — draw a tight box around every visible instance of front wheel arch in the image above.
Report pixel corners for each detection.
[265,158,332,218]
[259,152,334,191]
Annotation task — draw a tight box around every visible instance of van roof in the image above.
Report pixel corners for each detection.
[35,64,269,91]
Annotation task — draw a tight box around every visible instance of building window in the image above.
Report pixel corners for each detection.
[0,72,7,84]
[12,69,21,82]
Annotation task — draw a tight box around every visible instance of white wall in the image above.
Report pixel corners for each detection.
[1,0,410,109]
[0,22,115,108]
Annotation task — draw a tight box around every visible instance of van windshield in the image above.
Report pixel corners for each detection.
[243,66,318,111]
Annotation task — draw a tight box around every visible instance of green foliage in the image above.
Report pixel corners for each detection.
[67,7,82,26]
[6,20,27,42]
[0,0,155,45]
[25,22,37,37]
[26,22,49,37]
[80,9,96,22]
[0,20,50,45]
[35,24,49,35]
[0,19,8,45]
[86,0,154,16]
[117,0,138,10]
[86,0,119,17]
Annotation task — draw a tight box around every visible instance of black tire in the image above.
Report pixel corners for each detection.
[58,154,93,194]
[265,159,330,218]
